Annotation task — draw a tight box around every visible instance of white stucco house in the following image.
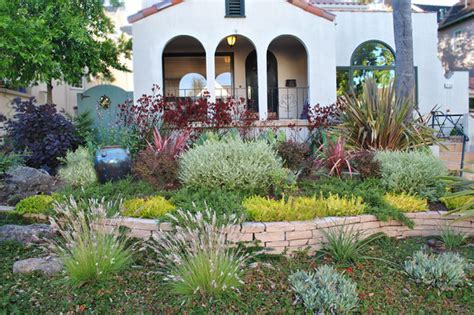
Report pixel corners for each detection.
[128,0,469,123]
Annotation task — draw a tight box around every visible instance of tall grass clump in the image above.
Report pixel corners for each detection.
[49,198,133,285]
[321,224,383,264]
[179,134,286,194]
[375,150,447,201]
[438,226,468,250]
[149,209,252,302]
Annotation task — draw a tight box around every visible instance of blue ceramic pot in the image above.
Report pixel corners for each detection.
[94,146,131,184]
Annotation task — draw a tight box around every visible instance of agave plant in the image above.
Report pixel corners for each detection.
[336,79,437,150]
[147,127,189,157]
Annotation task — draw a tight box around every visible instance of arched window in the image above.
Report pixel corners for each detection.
[178,73,206,97]
[337,41,396,96]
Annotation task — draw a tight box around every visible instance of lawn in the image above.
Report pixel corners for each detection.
[1,213,472,314]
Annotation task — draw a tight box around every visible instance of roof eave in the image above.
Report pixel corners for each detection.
[288,0,336,21]
[439,11,474,30]
[128,0,184,24]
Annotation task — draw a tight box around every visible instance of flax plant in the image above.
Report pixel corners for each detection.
[49,198,133,285]
[149,209,252,302]
[337,79,437,150]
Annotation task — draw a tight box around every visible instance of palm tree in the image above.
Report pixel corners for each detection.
[392,0,416,110]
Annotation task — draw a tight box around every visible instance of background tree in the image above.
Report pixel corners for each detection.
[392,0,416,108]
[0,0,131,104]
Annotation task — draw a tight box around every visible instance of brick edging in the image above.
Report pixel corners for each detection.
[103,211,474,255]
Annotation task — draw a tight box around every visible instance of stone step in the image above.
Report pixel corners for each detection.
[439,142,465,152]
[443,161,474,171]
[439,152,474,163]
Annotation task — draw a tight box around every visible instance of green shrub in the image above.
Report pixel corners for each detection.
[150,210,252,302]
[58,147,97,187]
[289,265,358,313]
[57,177,157,202]
[404,251,467,290]
[384,192,428,212]
[440,195,473,210]
[179,135,286,194]
[49,198,133,285]
[15,195,55,215]
[0,152,24,174]
[243,194,365,222]
[438,226,468,250]
[298,178,413,227]
[122,196,175,219]
[171,188,244,217]
[375,150,447,201]
[321,224,383,264]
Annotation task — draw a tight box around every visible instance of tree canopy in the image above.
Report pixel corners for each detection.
[0,0,131,103]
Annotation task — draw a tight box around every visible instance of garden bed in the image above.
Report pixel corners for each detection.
[97,211,474,254]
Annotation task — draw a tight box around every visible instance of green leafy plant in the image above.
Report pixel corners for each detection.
[49,198,133,285]
[58,147,97,188]
[440,195,473,210]
[57,178,157,203]
[0,151,24,174]
[438,226,468,250]
[439,175,474,221]
[383,192,428,212]
[179,135,286,194]
[122,196,175,219]
[243,194,365,222]
[73,110,96,145]
[404,250,467,291]
[321,224,384,264]
[149,210,252,302]
[375,150,447,201]
[15,195,55,215]
[171,187,244,217]
[336,78,437,150]
[298,178,413,227]
[289,265,358,314]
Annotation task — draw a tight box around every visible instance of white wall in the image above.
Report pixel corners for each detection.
[333,11,469,115]
[132,0,337,120]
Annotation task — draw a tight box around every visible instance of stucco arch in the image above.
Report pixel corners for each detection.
[349,39,396,66]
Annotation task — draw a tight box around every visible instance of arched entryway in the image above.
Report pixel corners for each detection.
[162,36,206,99]
[245,51,278,114]
[268,35,308,119]
[214,35,259,112]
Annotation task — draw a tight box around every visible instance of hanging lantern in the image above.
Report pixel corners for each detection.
[226,35,237,47]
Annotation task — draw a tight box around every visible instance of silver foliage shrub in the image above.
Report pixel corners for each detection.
[58,146,97,187]
[375,150,447,201]
[289,265,358,314]
[404,250,467,290]
[149,209,253,301]
[179,135,286,194]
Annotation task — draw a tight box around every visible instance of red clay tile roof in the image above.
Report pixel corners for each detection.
[128,0,335,24]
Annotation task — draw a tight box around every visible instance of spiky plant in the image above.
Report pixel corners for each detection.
[440,174,474,221]
[49,198,133,285]
[438,225,468,250]
[149,209,252,302]
[336,78,437,150]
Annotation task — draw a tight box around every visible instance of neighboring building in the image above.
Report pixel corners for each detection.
[129,0,468,122]
[0,1,136,118]
[435,0,474,109]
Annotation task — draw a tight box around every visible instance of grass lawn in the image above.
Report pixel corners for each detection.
[1,213,473,313]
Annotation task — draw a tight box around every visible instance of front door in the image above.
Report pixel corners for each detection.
[245,51,279,114]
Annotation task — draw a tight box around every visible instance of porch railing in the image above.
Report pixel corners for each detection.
[164,87,309,120]
[431,111,469,175]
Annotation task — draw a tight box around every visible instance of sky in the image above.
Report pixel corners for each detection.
[412,0,459,5]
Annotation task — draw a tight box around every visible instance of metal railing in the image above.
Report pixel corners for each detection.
[164,87,309,120]
[431,111,469,175]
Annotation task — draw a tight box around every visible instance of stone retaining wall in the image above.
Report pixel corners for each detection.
[103,211,474,255]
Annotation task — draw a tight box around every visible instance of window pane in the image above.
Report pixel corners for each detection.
[352,69,395,94]
[352,42,395,67]
[163,56,206,97]
[215,55,233,99]
[336,68,350,96]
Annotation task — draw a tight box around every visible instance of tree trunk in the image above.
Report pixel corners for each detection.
[392,0,416,110]
[46,80,53,104]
